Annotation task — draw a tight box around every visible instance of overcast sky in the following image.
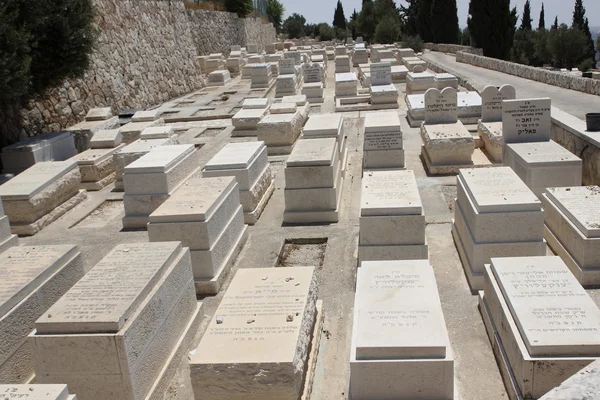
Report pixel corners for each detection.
[282,0,600,29]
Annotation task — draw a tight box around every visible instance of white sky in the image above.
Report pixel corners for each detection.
[281,0,600,29]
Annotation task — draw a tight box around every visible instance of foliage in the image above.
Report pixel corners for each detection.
[467,0,515,60]
[430,0,459,44]
[520,0,532,31]
[572,0,596,64]
[547,23,587,69]
[318,23,335,41]
[511,29,536,65]
[552,16,558,30]
[348,9,359,39]
[533,29,552,65]
[538,3,545,31]
[283,13,306,39]
[459,27,471,46]
[336,27,350,41]
[333,0,346,30]
[374,15,400,44]
[305,23,319,38]
[374,0,398,19]
[0,0,97,106]
[357,0,377,42]
[266,0,285,33]
[578,58,595,72]
[401,34,424,53]
[416,0,433,42]
[224,0,253,17]
[399,0,419,37]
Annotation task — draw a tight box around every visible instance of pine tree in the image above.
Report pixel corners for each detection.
[333,0,347,30]
[520,0,532,31]
[467,0,514,59]
[552,16,559,30]
[417,0,433,42]
[538,3,545,31]
[571,0,595,63]
[357,0,376,42]
[430,0,459,44]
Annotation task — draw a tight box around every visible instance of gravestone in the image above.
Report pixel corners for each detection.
[350,260,453,399]
[480,256,600,398]
[362,111,404,169]
[502,98,551,144]
[481,85,517,122]
[370,63,392,86]
[279,58,296,75]
[190,267,321,400]
[542,186,600,286]
[424,87,458,125]
[303,64,323,84]
[0,245,83,383]
[31,242,203,400]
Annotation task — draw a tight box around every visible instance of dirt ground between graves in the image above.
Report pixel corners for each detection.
[19,58,600,400]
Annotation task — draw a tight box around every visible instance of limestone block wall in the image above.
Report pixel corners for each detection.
[424,43,483,56]
[20,0,204,137]
[185,9,276,57]
[456,51,600,96]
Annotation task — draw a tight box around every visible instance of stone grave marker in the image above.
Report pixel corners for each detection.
[502,98,551,144]
[424,87,458,125]
[370,62,392,86]
[303,64,322,83]
[481,85,516,122]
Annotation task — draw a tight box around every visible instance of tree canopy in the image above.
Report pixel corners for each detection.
[333,0,346,30]
[266,0,285,33]
[467,0,515,59]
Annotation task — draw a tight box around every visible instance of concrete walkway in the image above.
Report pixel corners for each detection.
[422,51,600,120]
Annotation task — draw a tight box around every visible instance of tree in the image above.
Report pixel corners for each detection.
[224,0,253,17]
[374,15,401,44]
[333,0,347,30]
[283,14,306,39]
[572,0,595,63]
[468,0,514,60]
[319,23,336,41]
[459,27,471,46]
[266,0,285,33]
[538,3,545,31]
[520,0,532,31]
[357,0,377,42]
[0,0,97,143]
[430,0,459,44]
[374,0,398,19]
[534,29,552,65]
[552,16,559,30]
[548,23,587,69]
[417,0,433,42]
[305,23,319,38]
[399,0,419,37]
[348,9,359,39]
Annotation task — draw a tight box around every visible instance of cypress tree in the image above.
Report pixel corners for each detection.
[571,0,595,63]
[520,0,532,31]
[538,3,545,31]
[430,0,459,44]
[417,0,433,42]
[333,0,347,30]
[552,16,559,30]
[399,0,419,36]
[467,0,513,59]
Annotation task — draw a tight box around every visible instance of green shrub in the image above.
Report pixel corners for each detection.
[401,34,424,53]
[318,24,335,41]
[224,0,253,17]
[578,58,595,72]
[374,16,400,44]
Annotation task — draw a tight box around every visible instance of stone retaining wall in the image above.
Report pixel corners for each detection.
[18,2,276,138]
[456,51,600,96]
[186,10,276,57]
[424,43,483,56]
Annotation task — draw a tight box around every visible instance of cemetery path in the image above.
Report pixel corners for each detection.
[422,51,600,121]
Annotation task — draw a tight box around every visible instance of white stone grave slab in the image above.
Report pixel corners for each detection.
[89,129,122,149]
[242,98,269,109]
[287,138,336,167]
[481,85,517,122]
[360,170,421,216]
[370,62,392,86]
[363,112,403,151]
[85,107,112,122]
[139,125,175,140]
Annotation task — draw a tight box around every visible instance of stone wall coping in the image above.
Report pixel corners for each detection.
[551,106,600,149]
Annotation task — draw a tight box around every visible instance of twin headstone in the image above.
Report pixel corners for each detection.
[424,87,458,125]
[481,85,516,122]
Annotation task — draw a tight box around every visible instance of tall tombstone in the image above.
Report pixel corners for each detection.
[284,51,302,65]
[424,87,458,125]
[481,85,516,122]
[279,58,296,75]
[502,98,551,144]
[303,63,322,83]
[370,62,392,86]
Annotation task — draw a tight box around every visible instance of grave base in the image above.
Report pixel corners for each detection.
[283,176,344,224]
[301,300,324,400]
[363,149,405,169]
[407,111,480,129]
[479,268,594,399]
[266,144,295,155]
[334,96,399,113]
[0,234,18,254]
[230,128,258,138]
[10,190,87,236]
[544,225,600,287]
[194,226,248,295]
[207,78,231,87]
[478,121,503,163]
[306,97,325,104]
[452,222,485,291]
[80,172,116,191]
[146,303,204,400]
[358,241,428,263]
[421,146,494,175]
[244,180,275,225]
